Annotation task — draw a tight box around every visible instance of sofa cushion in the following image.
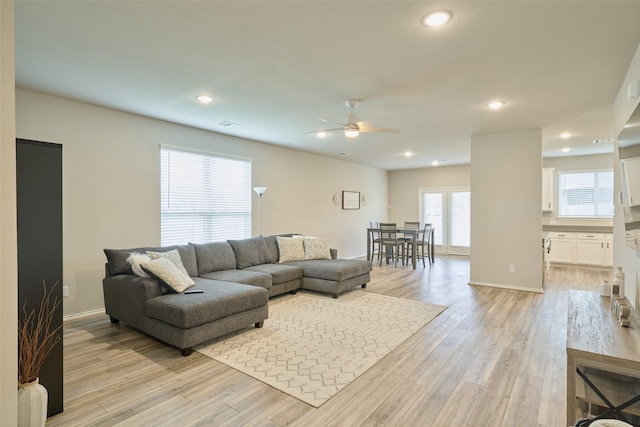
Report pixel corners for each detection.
[141,258,195,293]
[146,279,268,329]
[193,241,237,275]
[244,263,303,285]
[104,244,198,277]
[262,235,279,264]
[285,259,372,282]
[200,269,272,290]
[228,236,271,269]
[276,235,305,262]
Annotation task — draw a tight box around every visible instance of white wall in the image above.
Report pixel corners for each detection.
[1,1,18,424]
[16,89,388,316]
[613,42,640,309]
[388,164,470,225]
[543,153,615,228]
[470,129,543,292]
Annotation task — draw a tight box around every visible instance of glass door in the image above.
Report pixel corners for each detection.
[420,187,470,255]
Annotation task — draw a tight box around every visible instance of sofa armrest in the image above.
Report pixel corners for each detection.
[102,275,163,330]
[330,248,337,259]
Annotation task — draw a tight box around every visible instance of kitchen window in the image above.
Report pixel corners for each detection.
[557,170,614,218]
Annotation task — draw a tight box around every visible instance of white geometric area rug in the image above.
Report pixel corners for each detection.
[195,291,447,407]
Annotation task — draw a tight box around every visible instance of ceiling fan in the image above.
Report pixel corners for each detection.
[305,99,399,138]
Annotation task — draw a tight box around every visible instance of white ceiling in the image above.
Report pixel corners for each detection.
[13,1,640,170]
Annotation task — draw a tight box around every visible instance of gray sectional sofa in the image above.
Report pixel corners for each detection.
[102,235,371,355]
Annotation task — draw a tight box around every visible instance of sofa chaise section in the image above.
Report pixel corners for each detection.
[144,278,268,356]
[285,258,372,298]
[103,244,269,356]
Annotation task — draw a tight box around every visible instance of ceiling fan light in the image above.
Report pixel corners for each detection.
[196,95,214,104]
[344,129,359,138]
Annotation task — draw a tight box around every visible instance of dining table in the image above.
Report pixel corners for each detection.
[366,226,435,270]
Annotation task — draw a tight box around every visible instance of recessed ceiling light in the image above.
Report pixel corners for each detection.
[560,132,572,139]
[404,151,413,158]
[562,147,571,152]
[196,95,214,104]
[487,101,505,110]
[423,10,453,27]
[317,131,328,138]
[432,160,439,166]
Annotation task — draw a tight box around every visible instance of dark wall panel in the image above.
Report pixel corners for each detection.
[16,138,63,417]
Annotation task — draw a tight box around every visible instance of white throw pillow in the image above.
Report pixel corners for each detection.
[127,252,152,277]
[140,258,195,293]
[276,235,305,263]
[147,249,189,277]
[303,236,332,260]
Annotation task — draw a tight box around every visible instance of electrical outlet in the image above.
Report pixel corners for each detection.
[62,286,69,298]
[509,264,516,273]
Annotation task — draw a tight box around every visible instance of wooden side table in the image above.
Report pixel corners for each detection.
[567,290,640,425]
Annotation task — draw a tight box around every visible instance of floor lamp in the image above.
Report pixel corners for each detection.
[253,186,267,236]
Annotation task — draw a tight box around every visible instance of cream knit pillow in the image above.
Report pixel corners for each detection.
[276,235,305,262]
[303,236,332,260]
[140,258,194,293]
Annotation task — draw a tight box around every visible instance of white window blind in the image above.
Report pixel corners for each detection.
[160,147,251,245]
[558,170,614,218]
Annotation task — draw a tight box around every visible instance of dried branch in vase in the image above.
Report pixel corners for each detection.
[18,281,63,385]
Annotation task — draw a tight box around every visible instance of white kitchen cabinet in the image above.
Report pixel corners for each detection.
[542,168,554,212]
[621,157,640,207]
[576,233,605,266]
[604,234,613,266]
[547,232,613,267]
[547,232,575,264]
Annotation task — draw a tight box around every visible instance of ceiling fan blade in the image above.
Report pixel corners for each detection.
[319,118,348,127]
[357,122,399,133]
[303,127,345,135]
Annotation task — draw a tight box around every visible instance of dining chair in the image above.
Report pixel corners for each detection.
[401,221,420,242]
[379,223,405,267]
[369,221,383,262]
[405,223,432,267]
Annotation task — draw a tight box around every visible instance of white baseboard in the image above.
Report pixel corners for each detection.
[64,308,105,322]
[469,281,544,294]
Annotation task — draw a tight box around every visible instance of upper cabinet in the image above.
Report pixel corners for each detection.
[622,156,640,208]
[543,167,554,212]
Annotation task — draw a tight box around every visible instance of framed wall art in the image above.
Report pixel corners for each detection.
[342,191,360,210]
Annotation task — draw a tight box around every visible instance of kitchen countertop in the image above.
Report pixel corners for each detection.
[543,224,613,233]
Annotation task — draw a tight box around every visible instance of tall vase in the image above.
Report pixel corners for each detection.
[17,378,47,427]
[613,266,625,295]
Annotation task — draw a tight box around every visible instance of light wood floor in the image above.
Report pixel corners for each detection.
[49,257,611,427]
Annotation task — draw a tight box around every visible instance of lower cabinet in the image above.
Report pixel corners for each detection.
[547,232,612,267]
[548,233,576,264]
[604,234,613,266]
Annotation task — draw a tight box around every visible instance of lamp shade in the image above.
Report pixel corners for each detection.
[253,186,267,196]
